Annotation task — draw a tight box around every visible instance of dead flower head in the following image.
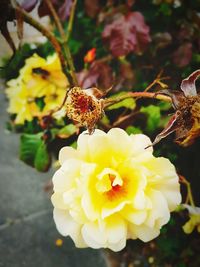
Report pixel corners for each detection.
[153,69,200,146]
[65,87,104,134]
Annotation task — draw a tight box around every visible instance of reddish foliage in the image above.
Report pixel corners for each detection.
[22,0,72,21]
[102,12,151,57]
[173,43,193,68]
[84,0,100,18]
[77,61,114,90]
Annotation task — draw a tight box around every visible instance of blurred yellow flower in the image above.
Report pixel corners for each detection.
[6,53,68,124]
[182,204,200,234]
[51,128,181,251]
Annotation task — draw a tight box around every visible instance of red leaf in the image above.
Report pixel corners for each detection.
[172,42,192,68]
[181,69,200,97]
[84,0,100,18]
[152,112,180,146]
[38,0,72,21]
[21,0,38,12]
[58,0,73,21]
[102,12,151,57]
[77,61,114,90]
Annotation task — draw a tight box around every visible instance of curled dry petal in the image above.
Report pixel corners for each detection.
[21,0,38,12]
[153,70,200,146]
[181,69,200,97]
[152,112,180,146]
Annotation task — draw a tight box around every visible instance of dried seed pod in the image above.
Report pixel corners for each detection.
[65,87,104,134]
[153,69,200,146]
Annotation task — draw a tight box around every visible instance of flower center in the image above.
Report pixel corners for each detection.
[95,168,124,200]
[76,95,94,113]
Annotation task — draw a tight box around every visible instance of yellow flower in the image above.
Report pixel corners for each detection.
[182,204,200,234]
[6,53,68,124]
[51,128,181,251]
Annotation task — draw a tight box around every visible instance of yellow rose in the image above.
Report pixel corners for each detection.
[51,128,181,251]
[6,53,68,124]
[182,204,200,234]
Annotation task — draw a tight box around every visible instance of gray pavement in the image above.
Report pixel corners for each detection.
[0,84,107,267]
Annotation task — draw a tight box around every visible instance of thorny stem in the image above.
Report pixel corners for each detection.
[66,0,77,42]
[104,92,172,108]
[12,1,66,72]
[43,0,78,87]
[43,0,64,39]
[63,0,78,86]
[179,175,195,207]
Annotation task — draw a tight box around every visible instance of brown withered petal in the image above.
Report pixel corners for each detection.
[180,69,200,97]
[65,87,104,134]
[153,69,200,146]
[176,99,200,146]
[152,111,180,146]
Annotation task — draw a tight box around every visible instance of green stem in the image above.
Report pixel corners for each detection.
[66,0,77,42]
[105,92,172,108]
[44,0,78,86]
[12,1,66,72]
[180,176,195,207]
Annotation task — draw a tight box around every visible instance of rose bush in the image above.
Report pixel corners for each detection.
[51,128,181,251]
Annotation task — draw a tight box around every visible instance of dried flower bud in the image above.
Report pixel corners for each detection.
[65,87,104,134]
[153,69,200,146]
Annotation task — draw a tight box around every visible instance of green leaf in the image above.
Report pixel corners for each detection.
[108,92,136,110]
[35,97,45,111]
[101,114,110,125]
[126,126,142,135]
[68,38,82,55]
[34,142,51,172]
[0,44,34,80]
[20,133,51,172]
[57,124,77,138]
[141,105,161,133]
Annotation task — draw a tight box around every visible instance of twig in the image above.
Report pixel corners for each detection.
[104,92,172,108]
[44,0,78,86]
[11,0,66,71]
[66,0,77,42]
[43,0,64,38]
[179,175,195,207]
[113,111,139,127]
[144,70,170,92]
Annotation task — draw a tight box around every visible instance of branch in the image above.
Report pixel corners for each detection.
[43,0,65,36]
[66,0,77,42]
[44,0,78,86]
[104,92,172,108]
[179,175,195,207]
[11,0,66,69]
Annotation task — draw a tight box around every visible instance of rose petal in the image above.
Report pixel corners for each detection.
[181,69,200,97]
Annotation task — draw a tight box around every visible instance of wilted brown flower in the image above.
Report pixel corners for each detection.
[153,69,200,146]
[65,87,104,134]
